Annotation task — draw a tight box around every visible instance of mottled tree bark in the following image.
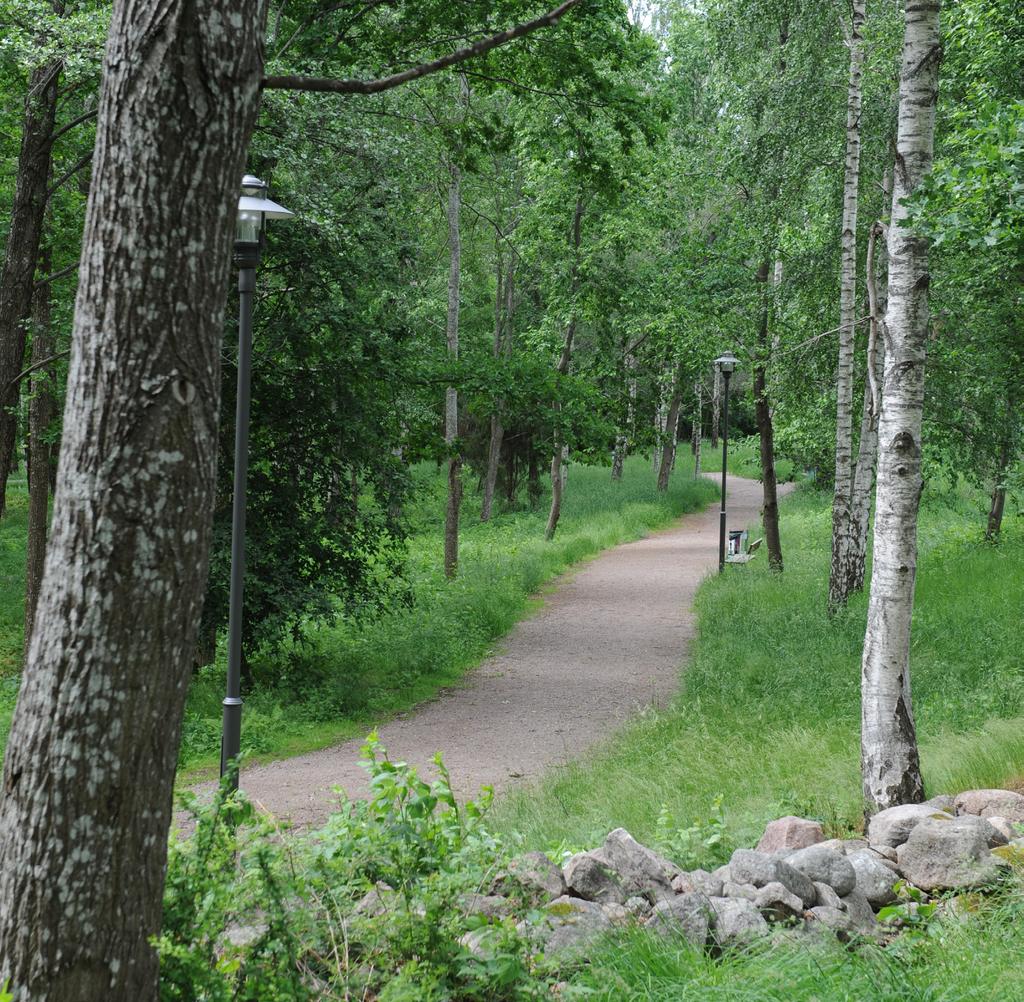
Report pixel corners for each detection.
[861,0,941,812]
[692,380,702,477]
[0,2,269,999]
[444,157,462,576]
[0,58,60,519]
[828,0,867,613]
[611,351,635,480]
[482,257,513,521]
[656,369,682,492]
[985,439,1011,540]
[755,260,783,571]
[23,246,56,653]
[545,196,584,541]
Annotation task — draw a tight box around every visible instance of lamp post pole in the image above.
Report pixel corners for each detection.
[220,175,293,789]
[714,352,738,574]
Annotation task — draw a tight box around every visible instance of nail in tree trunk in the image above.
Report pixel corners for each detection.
[0,2,268,998]
[482,256,513,520]
[656,369,682,492]
[754,260,783,570]
[985,438,1011,540]
[710,367,720,448]
[444,156,462,576]
[828,0,867,613]
[24,245,56,653]
[545,196,584,541]
[0,57,60,519]
[861,0,941,813]
[692,381,702,477]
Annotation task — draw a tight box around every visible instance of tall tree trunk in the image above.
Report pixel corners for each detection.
[692,380,702,477]
[710,367,720,448]
[24,245,56,654]
[861,0,941,813]
[0,3,269,999]
[611,351,635,480]
[828,0,867,613]
[444,157,462,576]
[545,195,584,541]
[985,438,1011,540]
[0,57,60,519]
[656,369,682,492]
[755,260,783,571]
[482,257,513,520]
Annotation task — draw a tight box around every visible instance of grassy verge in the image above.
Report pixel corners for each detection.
[490,481,1024,999]
[700,433,796,484]
[178,453,718,776]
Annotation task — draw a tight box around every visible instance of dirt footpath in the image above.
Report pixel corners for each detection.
[199,475,786,828]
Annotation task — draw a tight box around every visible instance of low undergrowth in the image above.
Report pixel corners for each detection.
[177,455,717,775]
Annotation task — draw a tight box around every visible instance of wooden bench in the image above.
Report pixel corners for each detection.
[725,537,763,564]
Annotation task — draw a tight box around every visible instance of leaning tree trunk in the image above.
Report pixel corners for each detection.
[0,3,269,999]
[656,369,682,492]
[754,260,783,571]
[828,0,867,613]
[444,157,462,576]
[24,244,57,653]
[545,195,584,541]
[861,0,941,813]
[0,57,60,519]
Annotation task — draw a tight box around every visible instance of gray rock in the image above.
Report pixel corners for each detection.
[867,804,954,848]
[754,881,804,920]
[712,864,732,884]
[840,889,877,934]
[497,851,566,902]
[925,794,956,814]
[708,897,770,944]
[647,893,711,946]
[355,882,394,916]
[865,845,899,867]
[954,789,1024,823]
[602,902,632,925]
[602,828,679,900]
[672,868,723,898]
[985,817,1019,843]
[729,849,815,907]
[459,893,511,918]
[950,813,1006,847]
[785,845,857,896]
[816,838,848,854]
[624,895,652,918]
[222,920,269,949]
[563,851,626,905]
[459,929,490,957]
[896,817,1004,891]
[840,838,870,854]
[541,895,611,955]
[755,816,825,854]
[847,850,898,907]
[722,881,759,902]
[812,881,844,911]
[808,905,854,934]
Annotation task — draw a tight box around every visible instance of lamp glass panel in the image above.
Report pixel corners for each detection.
[236,209,262,244]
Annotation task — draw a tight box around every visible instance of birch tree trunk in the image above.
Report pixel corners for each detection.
[0,2,269,998]
[755,260,783,571]
[611,352,635,480]
[692,380,702,477]
[828,0,867,613]
[24,245,56,652]
[710,367,720,448]
[481,253,511,521]
[545,196,584,541]
[861,0,941,812]
[444,158,462,576]
[656,369,682,492]
[0,57,60,518]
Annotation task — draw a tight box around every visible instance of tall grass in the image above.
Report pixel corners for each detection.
[178,454,718,772]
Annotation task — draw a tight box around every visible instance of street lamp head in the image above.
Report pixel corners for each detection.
[714,351,739,375]
[236,174,294,246]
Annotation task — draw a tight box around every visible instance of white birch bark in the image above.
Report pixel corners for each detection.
[692,380,702,477]
[443,157,462,577]
[656,369,682,492]
[0,2,269,998]
[828,0,867,613]
[710,366,720,448]
[861,0,941,812]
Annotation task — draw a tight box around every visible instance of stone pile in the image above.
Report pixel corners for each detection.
[478,788,1024,956]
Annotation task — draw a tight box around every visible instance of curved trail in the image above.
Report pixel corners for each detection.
[204,475,787,828]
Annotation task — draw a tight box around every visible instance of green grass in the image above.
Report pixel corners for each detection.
[177,453,718,775]
[487,479,1024,1000]
[700,432,796,484]
[0,476,28,752]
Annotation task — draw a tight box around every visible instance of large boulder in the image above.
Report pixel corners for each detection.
[754,881,805,921]
[756,816,825,854]
[601,828,679,901]
[496,851,565,903]
[867,804,953,848]
[896,817,1004,891]
[812,881,844,911]
[785,845,857,896]
[847,850,898,907]
[672,869,723,898]
[954,789,1024,824]
[807,905,854,935]
[840,888,877,935]
[540,896,611,955]
[563,851,626,905]
[708,897,770,944]
[729,849,815,907]
[647,893,712,946]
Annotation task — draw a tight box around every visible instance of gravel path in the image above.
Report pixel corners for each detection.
[201,475,785,827]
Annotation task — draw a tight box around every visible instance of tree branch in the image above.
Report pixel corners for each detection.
[34,262,78,288]
[49,107,97,145]
[5,350,70,396]
[47,152,91,198]
[262,0,582,95]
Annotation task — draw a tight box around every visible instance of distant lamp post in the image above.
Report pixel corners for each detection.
[221,175,293,788]
[714,352,738,574]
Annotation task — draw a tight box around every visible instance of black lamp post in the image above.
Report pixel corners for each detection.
[221,175,293,788]
[714,352,738,574]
